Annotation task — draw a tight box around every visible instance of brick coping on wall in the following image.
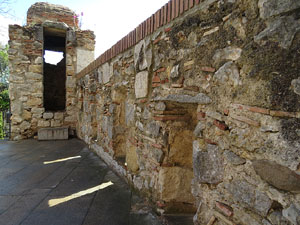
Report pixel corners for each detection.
[76,0,201,79]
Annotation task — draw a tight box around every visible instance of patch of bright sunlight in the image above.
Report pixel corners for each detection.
[48,181,114,207]
[44,50,64,65]
[43,156,81,165]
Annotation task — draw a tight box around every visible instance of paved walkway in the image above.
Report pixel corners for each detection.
[0,139,162,225]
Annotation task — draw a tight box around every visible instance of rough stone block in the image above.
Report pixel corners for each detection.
[158,167,194,203]
[169,129,193,167]
[253,160,300,192]
[76,48,94,73]
[43,112,54,119]
[214,61,240,86]
[258,0,300,19]
[226,180,273,216]
[154,93,211,104]
[126,145,139,173]
[193,142,224,184]
[135,71,149,99]
[213,46,242,64]
[38,127,68,140]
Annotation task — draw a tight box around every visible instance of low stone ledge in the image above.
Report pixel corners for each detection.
[38,127,68,140]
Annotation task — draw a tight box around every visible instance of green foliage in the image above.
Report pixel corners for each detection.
[0,89,9,111]
[0,45,9,84]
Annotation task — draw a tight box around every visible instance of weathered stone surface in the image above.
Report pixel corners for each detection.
[258,0,300,19]
[214,61,240,87]
[25,72,42,80]
[28,65,42,73]
[224,150,246,165]
[27,98,42,106]
[134,39,152,70]
[54,112,64,120]
[158,167,194,203]
[51,120,62,127]
[34,57,43,64]
[154,102,166,111]
[31,107,45,114]
[254,15,300,49]
[291,77,300,96]
[146,121,160,138]
[253,160,300,192]
[66,76,76,88]
[20,121,31,131]
[169,130,193,167]
[22,110,32,121]
[76,48,94,73]
[37,120,50,127]
[282,204,300,225]
[213,46,242,64]
[126,145,139,173]
[227,180,273,216]
[154,93,211,104]
[43,112,53,119]
[135,71,149,99]
[101,62,113,84]
[170,65,179,78]
[193,121,205,137]
[38,127,68,140]
[149,147,164,164]
[268,210,290,225]
[193,142,224,184]
[234,209,262,225]
[125,102,135,125]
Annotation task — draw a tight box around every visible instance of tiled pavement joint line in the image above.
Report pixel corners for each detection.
[0,157,79,222]
[18,163,80,225]
[34,147,89,189]
[80,169,109,225]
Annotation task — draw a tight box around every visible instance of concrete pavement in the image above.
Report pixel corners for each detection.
[0,139,162,225]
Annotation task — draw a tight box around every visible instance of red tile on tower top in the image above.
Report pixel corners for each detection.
[175,0,180,17]
[189,0,194,8]
[171,0,176,20]
[184,0,189,11]
[163,4,167,25]
[167,1,172,22]
[180,0,184,14]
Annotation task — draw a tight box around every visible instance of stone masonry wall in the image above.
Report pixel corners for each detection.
[8,3,95,140]
[77,0,300,224]
[27,2,78,28]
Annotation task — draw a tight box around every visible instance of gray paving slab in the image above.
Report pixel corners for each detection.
[0,139,163,225]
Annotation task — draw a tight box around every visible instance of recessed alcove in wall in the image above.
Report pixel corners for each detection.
[43,27,66,111]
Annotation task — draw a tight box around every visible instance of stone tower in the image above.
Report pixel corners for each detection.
[8,2,95,140]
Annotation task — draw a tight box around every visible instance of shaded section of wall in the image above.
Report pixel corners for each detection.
[43,61,66,111]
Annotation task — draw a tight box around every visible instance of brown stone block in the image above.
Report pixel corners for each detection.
[215,202,233,217]
[270,110,296,118]
[201,66,216,72]
[230,114,260,127]
[171,84,183,88]
[165,27,172,33]
[197,112,206,120]
[153,115,190,121]
[213,120,228,131]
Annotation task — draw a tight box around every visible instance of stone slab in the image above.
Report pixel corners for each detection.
[38,127,69,140]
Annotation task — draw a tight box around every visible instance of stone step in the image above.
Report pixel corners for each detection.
[38,127,68,140]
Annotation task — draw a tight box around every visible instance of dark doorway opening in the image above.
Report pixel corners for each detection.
[43,28,66,111]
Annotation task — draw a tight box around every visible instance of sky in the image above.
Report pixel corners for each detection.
[0,0,169,56]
